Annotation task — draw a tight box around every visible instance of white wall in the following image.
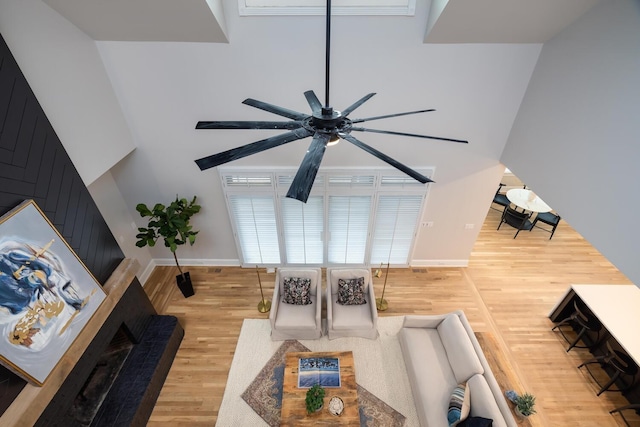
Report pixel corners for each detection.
[87,170,155,282]
[96,0,541,267]
[0,0,136,185]
[502,0,640,284]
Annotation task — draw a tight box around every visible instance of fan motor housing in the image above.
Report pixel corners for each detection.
[307,109,352,135]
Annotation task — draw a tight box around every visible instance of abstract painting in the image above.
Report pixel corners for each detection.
[0,200,106,385]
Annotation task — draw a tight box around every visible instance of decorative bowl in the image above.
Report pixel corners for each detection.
[328,396,344,416]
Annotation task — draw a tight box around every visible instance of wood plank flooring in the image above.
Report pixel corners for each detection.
[143,207,640,427]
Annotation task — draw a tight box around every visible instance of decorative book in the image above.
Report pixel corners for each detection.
[297,357,341,388]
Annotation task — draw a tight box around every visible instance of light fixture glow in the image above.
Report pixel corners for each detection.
[327,134,340,146]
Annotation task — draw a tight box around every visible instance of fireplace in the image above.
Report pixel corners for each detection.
[67,326,134,425]
[0,260,183,427]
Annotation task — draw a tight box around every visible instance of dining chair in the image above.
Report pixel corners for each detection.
[490,183,509,212]
[497,206,533,238]
[532,212,561,239]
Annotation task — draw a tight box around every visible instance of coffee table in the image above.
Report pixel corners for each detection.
[281,351,359,426]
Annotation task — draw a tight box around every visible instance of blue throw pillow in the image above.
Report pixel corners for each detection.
[447,382,470,426]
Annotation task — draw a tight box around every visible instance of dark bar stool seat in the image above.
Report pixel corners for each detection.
[551,299,602,352]
[578,341,638,396]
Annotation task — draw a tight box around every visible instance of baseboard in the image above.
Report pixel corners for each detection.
[142,259,466,273]
[410,259,469,267]
[152,258,242,267]
[137,259,241,287]
[138,260,156,286]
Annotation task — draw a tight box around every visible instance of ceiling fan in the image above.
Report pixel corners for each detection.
[194,0,468,203]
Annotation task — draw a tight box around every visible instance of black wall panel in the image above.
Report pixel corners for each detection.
[0,34,126,411]
[0,34,124,283]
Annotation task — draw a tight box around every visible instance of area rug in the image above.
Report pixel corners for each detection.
[216,317,419,426]
[241,339,405,426]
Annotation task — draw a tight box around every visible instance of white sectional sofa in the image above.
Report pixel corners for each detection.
[398,311,517,427]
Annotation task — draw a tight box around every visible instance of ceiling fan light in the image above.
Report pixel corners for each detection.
[327,134,340,146]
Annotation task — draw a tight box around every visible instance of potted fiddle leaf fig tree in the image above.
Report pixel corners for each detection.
[135,195,201,297]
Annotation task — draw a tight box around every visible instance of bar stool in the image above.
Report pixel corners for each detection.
[610,403,640,426]
[551,299,602,352]
[578,341,638,396]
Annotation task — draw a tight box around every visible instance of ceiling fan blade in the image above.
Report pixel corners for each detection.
[351,109,436,124]
[242,98,309,120]
[341,93,376,117]
[350,127,468,144]
[195,128,313,171]
[304,90,323,115]
[286,133,331,203]
[340,133,433,184]
[196,121,303,130]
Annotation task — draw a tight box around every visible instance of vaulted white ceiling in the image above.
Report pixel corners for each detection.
[41,0,229,42]
[424,0,601,43]
[42,0,599,43]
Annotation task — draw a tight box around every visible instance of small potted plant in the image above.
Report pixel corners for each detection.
[514,392,536,418]
[135,195,201,297]
[305,384,325,414]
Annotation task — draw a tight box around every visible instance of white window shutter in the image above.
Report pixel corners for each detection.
[328,195,372,264]
[371,195,422,264]
[281,196,324,264]
[228,195,281,264]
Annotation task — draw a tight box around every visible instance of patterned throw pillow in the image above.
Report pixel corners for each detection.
[447,382,470,426]
[282,277,312,305]
[337,277,367,305]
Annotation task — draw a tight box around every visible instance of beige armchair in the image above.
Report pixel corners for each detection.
[269,268,322,341]
[326,267,378,340]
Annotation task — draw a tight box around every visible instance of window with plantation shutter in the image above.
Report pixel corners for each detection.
[327,195,371,264]
[281,195,324,264]
[221,168,430,267]
[328,175,375,188]
[223,174,273,189]
[228,195,281,264]
[277,174,325,189]
[380,175,425,188]
[370,195,423,264]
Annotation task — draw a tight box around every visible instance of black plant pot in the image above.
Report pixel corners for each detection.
[176,271,195,298]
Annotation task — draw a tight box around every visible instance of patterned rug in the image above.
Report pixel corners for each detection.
[241,340,406,427]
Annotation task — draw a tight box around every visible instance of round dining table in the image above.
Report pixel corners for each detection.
[506,189,552,213]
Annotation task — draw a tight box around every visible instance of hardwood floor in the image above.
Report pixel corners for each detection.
[144,207,640,427]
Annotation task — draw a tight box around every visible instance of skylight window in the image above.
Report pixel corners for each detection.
[238,0,416,16]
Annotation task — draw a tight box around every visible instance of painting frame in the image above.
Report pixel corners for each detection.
[0,200,106,386]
